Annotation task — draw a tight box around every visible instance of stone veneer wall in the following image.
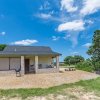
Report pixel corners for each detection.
[36,68,59,74]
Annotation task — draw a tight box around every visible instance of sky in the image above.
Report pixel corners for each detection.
[0,0,100,61]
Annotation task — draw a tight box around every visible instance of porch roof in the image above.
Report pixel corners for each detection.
[0,46,61,56]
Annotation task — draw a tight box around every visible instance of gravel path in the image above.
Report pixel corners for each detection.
[0,69,99,89]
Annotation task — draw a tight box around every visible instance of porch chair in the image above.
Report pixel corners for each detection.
[15,66,21,77]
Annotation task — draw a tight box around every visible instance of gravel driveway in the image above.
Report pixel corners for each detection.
[0,69,99,89]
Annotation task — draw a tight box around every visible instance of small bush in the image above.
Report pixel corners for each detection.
[94,61,100,71]
[75,61,94,72]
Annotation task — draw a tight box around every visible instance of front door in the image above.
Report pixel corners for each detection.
[25,59,29,74]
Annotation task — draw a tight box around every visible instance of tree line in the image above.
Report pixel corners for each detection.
[64,30,100,72]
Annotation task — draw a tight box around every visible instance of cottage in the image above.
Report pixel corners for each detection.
[0,46,61,75]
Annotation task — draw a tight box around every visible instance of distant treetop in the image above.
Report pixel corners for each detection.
[0,44,7,51]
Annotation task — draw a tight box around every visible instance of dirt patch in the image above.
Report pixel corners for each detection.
[66,87,100,100]
[0,70,99,89]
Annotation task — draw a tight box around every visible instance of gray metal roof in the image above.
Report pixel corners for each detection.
[0,46,61,56]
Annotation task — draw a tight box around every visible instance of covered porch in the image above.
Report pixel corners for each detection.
[21,55,60,75]
[0,46,61,75]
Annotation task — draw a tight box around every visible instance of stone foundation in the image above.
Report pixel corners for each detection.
[36,68,59,74]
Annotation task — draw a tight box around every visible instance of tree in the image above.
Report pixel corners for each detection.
[74,55,84,64]
[64,55,84,65]
[0,44,7,51]
[64,56,73,65]
[87,30,100,71]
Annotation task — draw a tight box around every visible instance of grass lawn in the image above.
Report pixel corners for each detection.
[0,77,100,99]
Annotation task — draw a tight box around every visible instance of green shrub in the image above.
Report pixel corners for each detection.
[75,61,93,72]
[94,61,100,71]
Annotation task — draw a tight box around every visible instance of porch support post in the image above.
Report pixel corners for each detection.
[56,56,59,70]
[21,56,25,75]
[35,56,38,73]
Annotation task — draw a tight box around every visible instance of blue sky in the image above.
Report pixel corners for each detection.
[0,0,100,61]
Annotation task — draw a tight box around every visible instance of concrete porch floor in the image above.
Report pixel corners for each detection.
[0,69,99,89]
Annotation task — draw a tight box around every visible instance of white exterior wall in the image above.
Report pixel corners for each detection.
[29,56,52,70]
[37,56,59,73]
[0,58,9,70]
[10,58,20,70]
[28,56,58,73]
[29,56,52,65]
[38,56,52,68]
[0,56,59,74]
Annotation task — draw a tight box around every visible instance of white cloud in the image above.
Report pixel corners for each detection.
[52,36,60,41]
[58,20,85,31]
[36,0,99,47]
[0,32,6,36]
[35,12,67,23]
[57,20,85,46]
[36,13,52,19]
[71,51,79,55]
[80,0,100,16]
[11,39,38,46]
[60,0,78,12]
[83,43,91,48]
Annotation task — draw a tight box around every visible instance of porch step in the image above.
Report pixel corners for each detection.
[0,70,15,76]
